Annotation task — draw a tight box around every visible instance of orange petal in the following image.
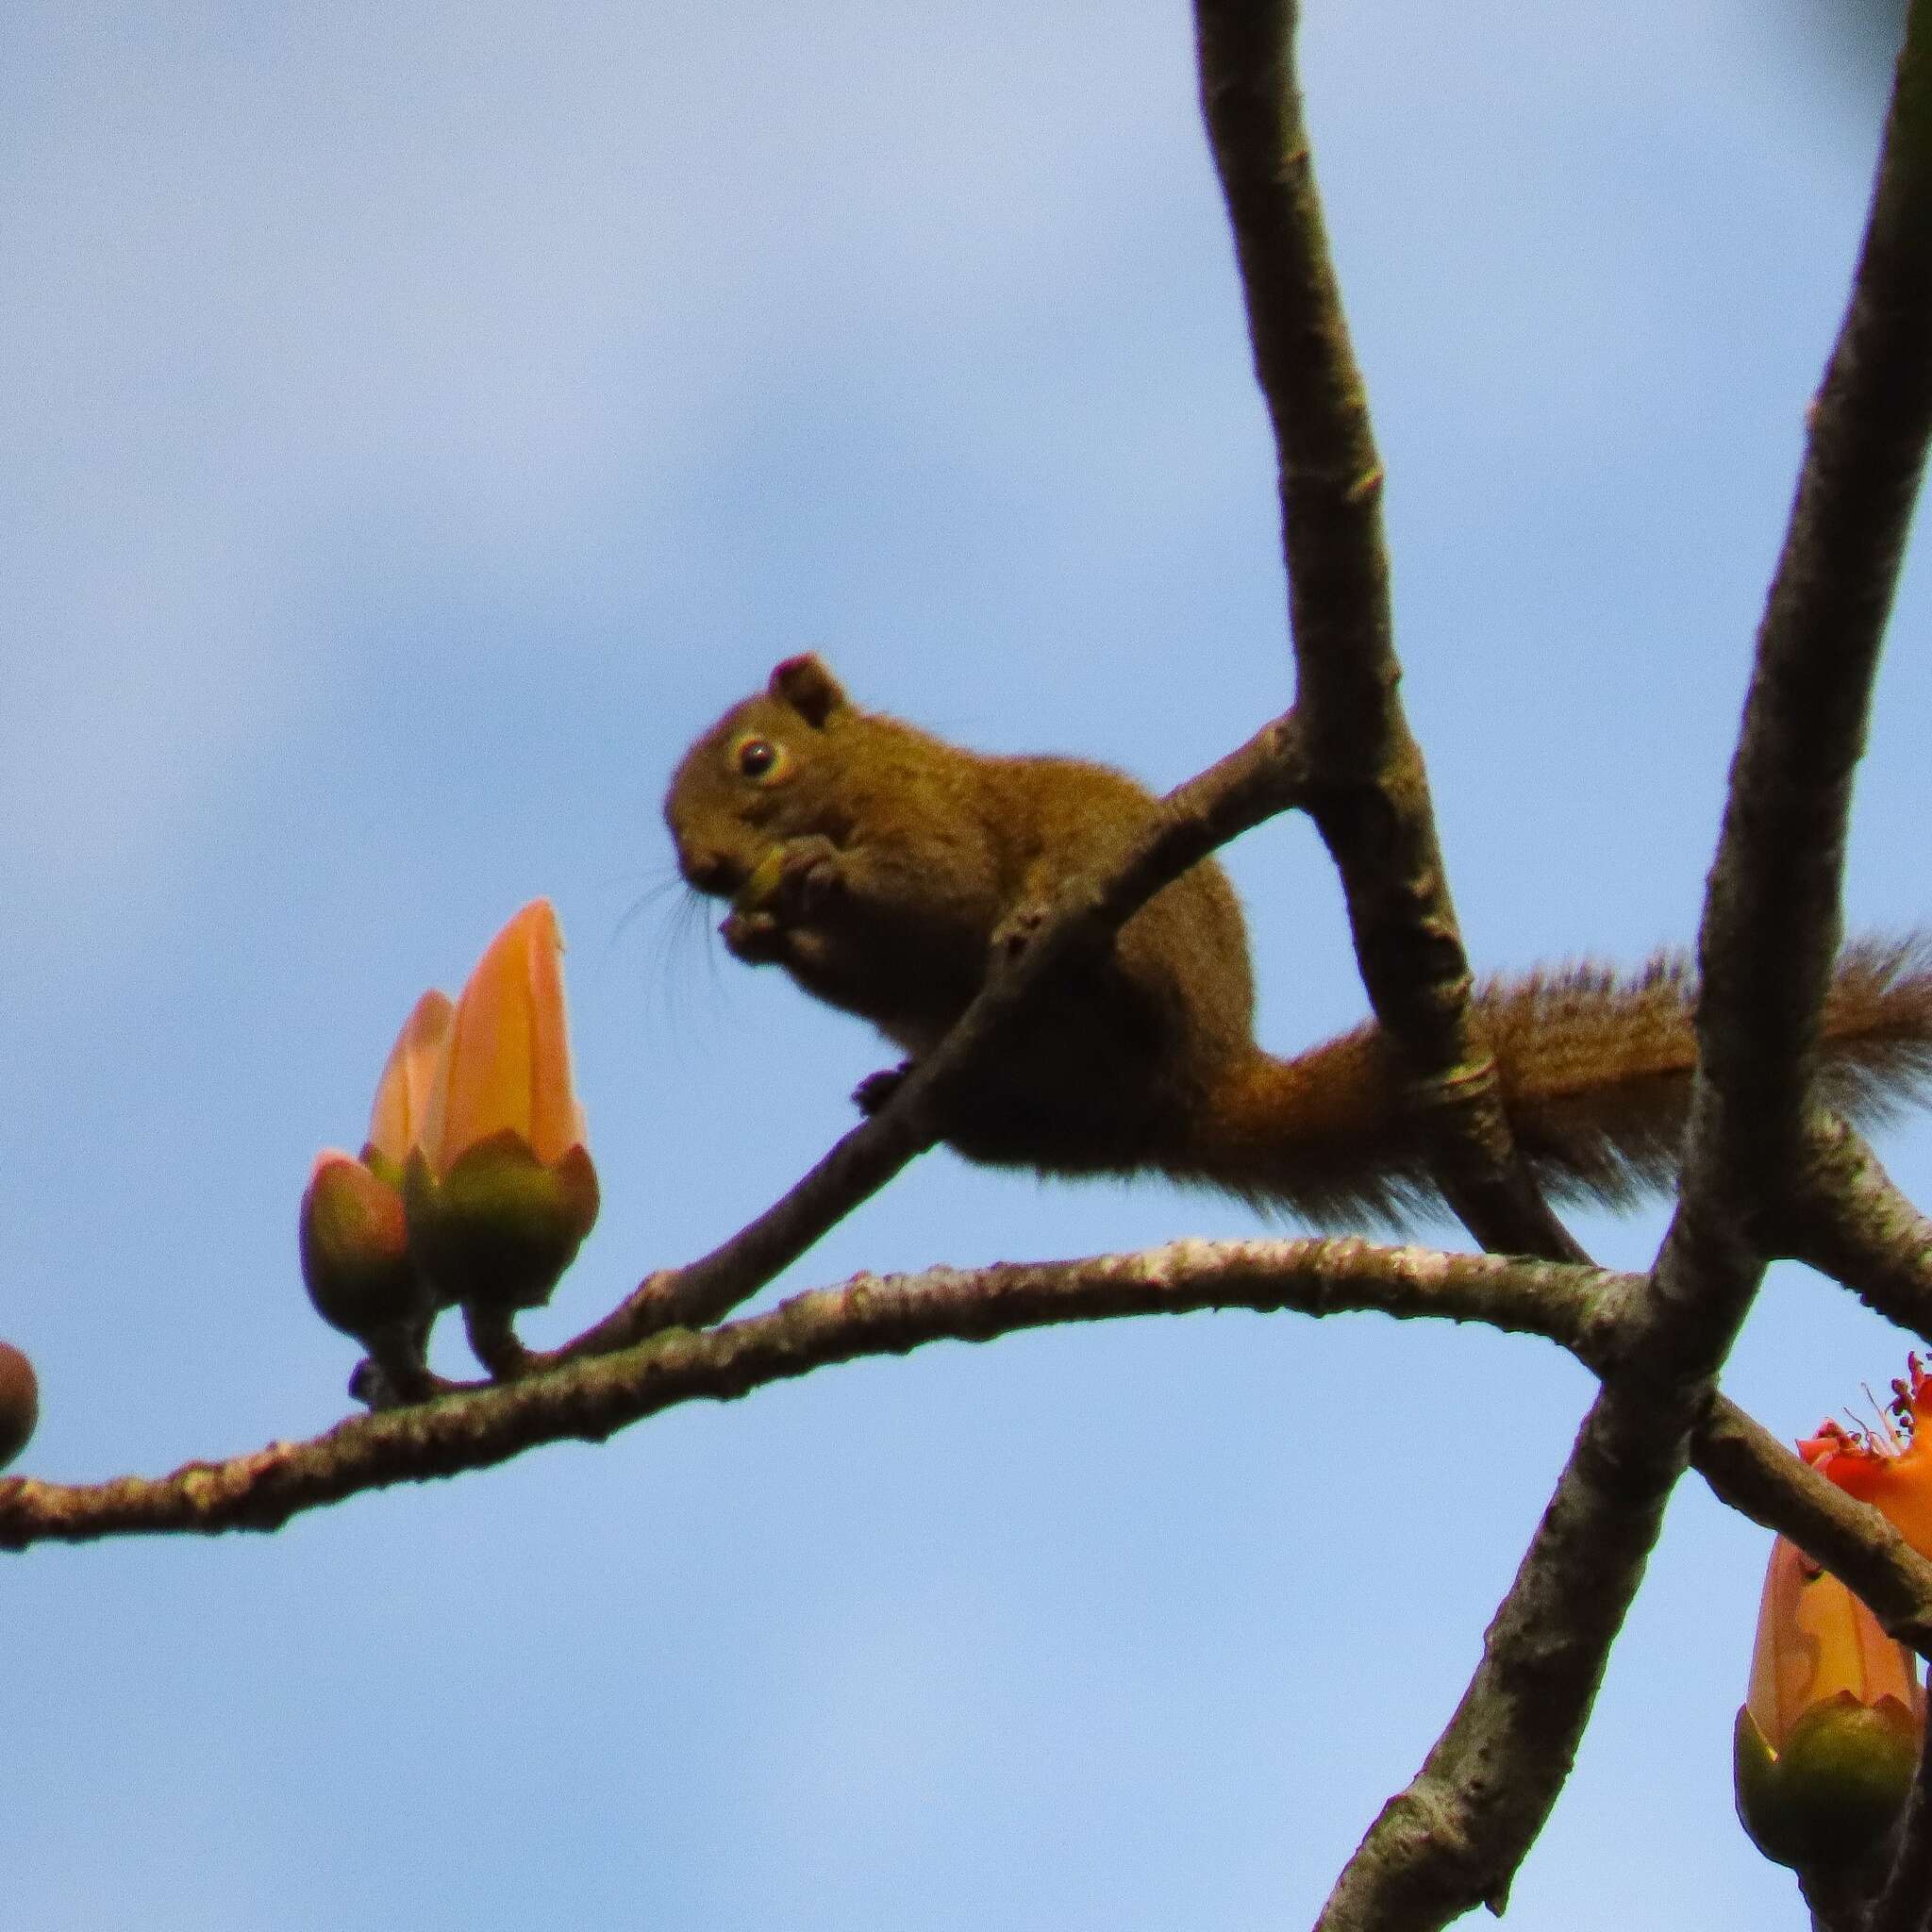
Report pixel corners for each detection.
[427,901,585,1174]
[366,991,456,1169]
[518,900,585,1168]
[1823,1449,1932,1559]
[1806,1364,1932,1561]
[1747,1537,1923,1750]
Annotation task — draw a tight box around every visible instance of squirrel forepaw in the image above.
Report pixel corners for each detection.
[852,1062,912,1115]
[771,834,843,919]
[720,907,785,963]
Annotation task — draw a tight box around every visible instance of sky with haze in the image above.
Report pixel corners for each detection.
[4,3,1929,1925]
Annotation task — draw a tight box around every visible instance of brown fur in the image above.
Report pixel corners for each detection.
[667,658,1932,1231]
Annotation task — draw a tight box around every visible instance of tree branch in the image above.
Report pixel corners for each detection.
[3,1236,1606,1549]
[1193,0,1584,1268]
[1309,0,1932,1914]
[1788,1114,1932,1345]
[18,1224,1932,1709]
[1867,1716,1932,1932]
[1692,1396,1932,1657]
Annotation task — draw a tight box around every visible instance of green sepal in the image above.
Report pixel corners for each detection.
[1734,1695,1922,1869]
[404,1131,599,1313]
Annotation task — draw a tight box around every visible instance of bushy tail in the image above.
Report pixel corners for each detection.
[1183,936,1932,1232]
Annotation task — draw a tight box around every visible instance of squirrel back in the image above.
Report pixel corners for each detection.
[666,655,1932,1230]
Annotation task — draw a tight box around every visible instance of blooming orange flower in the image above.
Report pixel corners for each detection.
[406,900,598,1313]
[1803,1357,1932,1557]
[1735,1535,1924,1869]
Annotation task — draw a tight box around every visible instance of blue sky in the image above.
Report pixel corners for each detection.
[5,3,1929,1925]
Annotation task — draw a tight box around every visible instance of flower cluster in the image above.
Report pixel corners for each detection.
[1736,1358,1932,1871]
[299,902,598,1361]
[1802,1358,1932,1556]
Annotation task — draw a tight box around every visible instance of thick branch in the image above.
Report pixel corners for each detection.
[1,1238,1607,1548]
[1868,1717,1932,1932]
[1314,1370,1672,1930]
[1635,11,1932,1922]
[15,1226,1932,1696]
[1189,0,1680,1919]
[1671,0,1932,1249]
[1313,0,1932,1918]
[1193,0,1582,1267]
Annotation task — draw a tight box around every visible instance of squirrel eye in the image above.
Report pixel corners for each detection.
[732,734,790,783]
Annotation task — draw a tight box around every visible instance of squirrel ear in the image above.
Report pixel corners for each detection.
[770,654,847,728]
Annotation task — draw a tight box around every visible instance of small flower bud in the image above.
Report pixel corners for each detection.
[362,991,456,1189]
[300,991,454,1348]
[299,1150,432,1341]
[0,1341,38,1469]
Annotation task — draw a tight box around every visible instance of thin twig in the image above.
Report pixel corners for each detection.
[539,713,1309,1361]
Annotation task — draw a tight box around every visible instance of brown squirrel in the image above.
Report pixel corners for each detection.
[665,654,1932,1229]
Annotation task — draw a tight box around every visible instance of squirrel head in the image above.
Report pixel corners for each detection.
[664,654,856,901]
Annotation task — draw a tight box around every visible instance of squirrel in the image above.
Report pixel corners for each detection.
[665,653,1932,1230]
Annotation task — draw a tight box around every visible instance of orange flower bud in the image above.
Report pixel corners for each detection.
[0,1341,38,1470]
[1735,1536,1924,1869]
[406,901,598,1313]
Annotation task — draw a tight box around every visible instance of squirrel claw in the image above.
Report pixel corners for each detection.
[991,901,1050,961]
[853,1062,912,1115]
